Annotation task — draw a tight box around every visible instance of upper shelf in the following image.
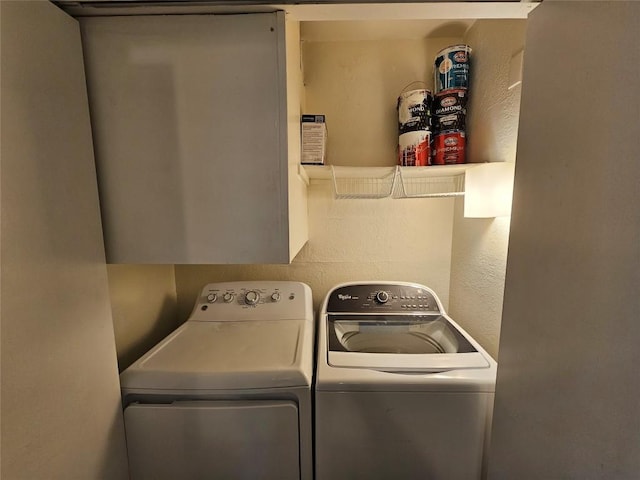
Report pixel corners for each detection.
[301,164,477,199]
[57,2,539,20]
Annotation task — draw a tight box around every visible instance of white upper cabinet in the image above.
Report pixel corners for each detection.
[81,12,307,264]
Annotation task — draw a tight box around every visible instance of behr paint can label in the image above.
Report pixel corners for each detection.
[434,45,472,93]
[432,130,466,165]
[397,89,433,134]
[399,130,432,166]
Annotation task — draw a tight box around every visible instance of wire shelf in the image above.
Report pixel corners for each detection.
[394,166,466,198]
[331,166,397,199]
[303,164,474,200]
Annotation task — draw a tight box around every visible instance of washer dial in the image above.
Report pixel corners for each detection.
[375,291,390,304]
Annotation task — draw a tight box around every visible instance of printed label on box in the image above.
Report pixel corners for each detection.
[301,115,327,165]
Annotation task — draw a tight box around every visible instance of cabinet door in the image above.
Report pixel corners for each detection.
[81,13,294,264]
[489,1,640,478]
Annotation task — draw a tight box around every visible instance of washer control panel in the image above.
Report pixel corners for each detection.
[190,281,312,321]
[327,283,441,314]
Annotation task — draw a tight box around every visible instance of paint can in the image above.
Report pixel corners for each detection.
[397,89,433,134]
[434,113,466,132]
[433,88,467,117]
[399,130,431,166]
[432,130,466,165]
[434,45,471,93]
[433,88,467,144]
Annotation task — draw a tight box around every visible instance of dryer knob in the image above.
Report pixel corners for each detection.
[223,292,235,303]
[206,293,217,304]
[375,291,390,304]
[271,292,281,302]
[245,290,260,305]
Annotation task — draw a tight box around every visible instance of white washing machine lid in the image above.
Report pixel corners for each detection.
[328,351,489,372]
[326,314,490,372]
[120,319,311,391]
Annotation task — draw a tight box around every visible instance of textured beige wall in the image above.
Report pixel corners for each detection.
[302,34,463,167]
[490,2,640,476]
[107,265,178,371]
[1,2,128,477]
[176,182,455,320]
[448,19,527,359]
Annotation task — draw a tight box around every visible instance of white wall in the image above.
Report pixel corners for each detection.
[176,183,455,319]
[448,19,527,359]
[0,2,128,477]
[301,26,462,166]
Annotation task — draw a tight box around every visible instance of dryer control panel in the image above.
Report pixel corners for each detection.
[189,281,313,322]
[326,283,442,314]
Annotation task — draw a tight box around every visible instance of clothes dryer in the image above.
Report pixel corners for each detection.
[315,281,497,480]
[120,281,313,480]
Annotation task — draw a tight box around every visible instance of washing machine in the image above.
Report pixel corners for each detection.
[315,281,497,480]
[119,281,314,480]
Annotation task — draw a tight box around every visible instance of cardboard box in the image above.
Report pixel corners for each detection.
[301,114,327,165]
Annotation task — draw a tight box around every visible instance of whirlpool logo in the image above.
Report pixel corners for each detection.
[337,294,352,300]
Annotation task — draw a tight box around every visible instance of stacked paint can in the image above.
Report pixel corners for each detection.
[432,44,471,165]
[397,87,433,166]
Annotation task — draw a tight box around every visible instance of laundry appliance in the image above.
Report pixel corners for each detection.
[315,281,497,480]
[119,281,314,480]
